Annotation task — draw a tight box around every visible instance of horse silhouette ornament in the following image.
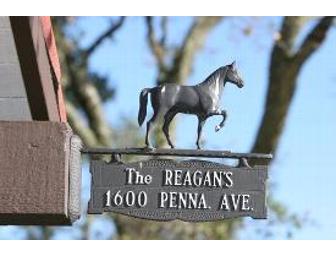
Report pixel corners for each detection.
[138,61,244,149]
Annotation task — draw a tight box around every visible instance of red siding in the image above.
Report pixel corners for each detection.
[40,16,67,122]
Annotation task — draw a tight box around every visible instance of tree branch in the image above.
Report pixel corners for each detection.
[169,16,223,83]
[160,16,168,46]
[54,17,114,147]
[145,16,167,72]
[65,101,98,147]
[63,47,112,146]
[69,73,112,146]
[294,16,334,66]
[250,16,333,165]
[276,16,306,55]
[85,16,125,57]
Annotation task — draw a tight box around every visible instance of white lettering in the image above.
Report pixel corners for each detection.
[124,168,152,185]
[241,194,250,211]
[158,192,209,209]
[159,192,168,208]
[164,170,173,185]
[219,194,229,210]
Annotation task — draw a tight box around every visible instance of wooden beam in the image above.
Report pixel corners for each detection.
[9,17,60,121]
[0,121,81,225]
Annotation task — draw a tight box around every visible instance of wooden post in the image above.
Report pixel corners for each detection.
[0,17,81,225]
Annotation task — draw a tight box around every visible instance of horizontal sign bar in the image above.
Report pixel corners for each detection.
[88,159,268,221]
[82,147,272,159]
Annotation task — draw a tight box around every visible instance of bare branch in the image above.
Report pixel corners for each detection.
[63,50,112,146]
[250,17,305,164]
[70,79,112,146]
[54,17,113,147]
[145,17,167,72]
[276,16,306,55]
[85,16,125,57]
[145,16,222,84]
[170,16,223,83]
[294,16,334,66]
[65,101,98,147]
[160,16,168,46]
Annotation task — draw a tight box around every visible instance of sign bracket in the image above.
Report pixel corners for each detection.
[81,147,272,167]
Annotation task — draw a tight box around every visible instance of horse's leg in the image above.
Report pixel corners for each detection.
[162,110,177,149]
[196,117,206,150]
[214,110,227,132]
[145,111,159,149]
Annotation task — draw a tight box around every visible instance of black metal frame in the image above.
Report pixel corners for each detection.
[81,147,272,168]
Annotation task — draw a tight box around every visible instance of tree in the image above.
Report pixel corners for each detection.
[54,16,125,148]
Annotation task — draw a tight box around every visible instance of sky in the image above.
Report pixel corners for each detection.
[0,16,335,240]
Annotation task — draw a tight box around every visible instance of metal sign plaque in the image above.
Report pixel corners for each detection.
[88,159,267,221]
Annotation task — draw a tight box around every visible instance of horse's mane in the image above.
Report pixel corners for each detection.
[199,66,227,86]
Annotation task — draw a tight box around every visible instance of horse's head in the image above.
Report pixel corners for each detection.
[225,61,244,88]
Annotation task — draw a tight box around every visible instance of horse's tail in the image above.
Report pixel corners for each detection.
[138,88,151,126]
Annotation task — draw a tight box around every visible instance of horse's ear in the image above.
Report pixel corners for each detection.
[231,61,236,68]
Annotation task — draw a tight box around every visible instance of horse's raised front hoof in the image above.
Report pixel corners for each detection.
[215,125,221,132]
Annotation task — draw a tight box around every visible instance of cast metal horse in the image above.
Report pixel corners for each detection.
[138,61,244,149]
